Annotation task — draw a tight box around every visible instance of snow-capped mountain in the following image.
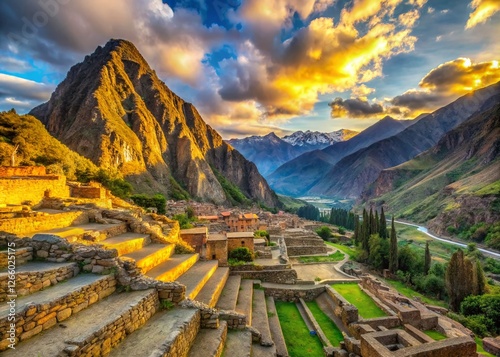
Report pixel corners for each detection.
[282,129,358,148]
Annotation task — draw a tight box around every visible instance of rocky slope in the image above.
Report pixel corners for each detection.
[282,129,358,149]
[30,39,280,207]
[362,103,500,243]
[267,116,414,196]
[308,83,500,198]
[226,132,308,177]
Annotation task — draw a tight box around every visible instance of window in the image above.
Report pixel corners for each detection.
[212,254,216,260]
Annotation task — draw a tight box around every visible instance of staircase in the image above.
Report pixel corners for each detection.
[0,216,286,356]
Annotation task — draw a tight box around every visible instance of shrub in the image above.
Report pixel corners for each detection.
[229,247,253,262]
[131,193,166,214]
[316,226,332,240]
[338,226,346,235]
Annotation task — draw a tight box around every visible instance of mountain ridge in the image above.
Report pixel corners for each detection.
[30,39,280,207]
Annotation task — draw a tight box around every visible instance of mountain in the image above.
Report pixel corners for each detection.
[362,103,500,247]
[267,116,414,196]
[226,132,308,177]
[30,39,280,207]
[308,83,500,198]
[282,129,358,149]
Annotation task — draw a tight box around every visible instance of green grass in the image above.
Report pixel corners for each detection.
[476,337,495,357]
[278,194,307,209]
[383,279,448,308]
[305,301,344,346]
[275,301,324,356]
[424,330,447,341]
[325,242,357,259]
[475,180,500,196]
[331,283,386,319]
[299,251,344,263]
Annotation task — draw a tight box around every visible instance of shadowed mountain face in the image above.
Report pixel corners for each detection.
[30,39,280,207]
[267,116,414,196]
[363,103,500,236]
[307,83,500,198]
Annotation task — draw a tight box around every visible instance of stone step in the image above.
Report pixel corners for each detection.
[236,279,254,325]
[188,321,228,357]
[176,260,219,300]
[97,232,151,256]
[216,275,242,311]
[146,253,199,282]
[0,274,116,350]
[108,307,200,357]
[0,261,78,302]
[253,343,277,357]
[222,329,252,357]
[266,296,289,357]
[27,222,128,242]
[122,243,175,273]
[252,289,275,348]
[1,289,156,356]
[195,267,230,307]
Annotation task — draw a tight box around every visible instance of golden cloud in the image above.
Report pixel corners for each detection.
[466,0,500,29]
[390,58,500,116]
[219,0,421,120]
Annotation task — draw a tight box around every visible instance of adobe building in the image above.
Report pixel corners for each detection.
[221,211,260,232]
[206,234,228,265]
[227,232,254,252]
[179,227,208,254]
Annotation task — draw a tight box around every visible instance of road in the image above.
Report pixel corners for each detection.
[394,220,500,259]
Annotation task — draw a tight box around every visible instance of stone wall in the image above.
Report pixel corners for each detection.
[181,299,247,330]
[0,275,116,351]
[154,309,201,357]
[0,262,78,302]
[287,245,328,256]
[229,263,292,272]
[284,238,327,246]
[0,210,89,235]
[232,269,298,284]
[62,289,159,356]
[0,247,32,269]
[0,166,46,177]
[264,285,325,302]
[70,185,106,199]
[206,240,228,265]
[0,176,69,205]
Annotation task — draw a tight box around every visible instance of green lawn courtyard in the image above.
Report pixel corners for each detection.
[331,283,386,319]
[305,301,344,346]
[275,301,324,356]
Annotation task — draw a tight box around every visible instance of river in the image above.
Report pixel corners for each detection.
[394,220,500,260]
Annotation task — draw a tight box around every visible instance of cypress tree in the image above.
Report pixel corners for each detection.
[354,216,360,245]
[389,216,398,273]
[424,241,431,275]
[369,208,375,236]
[374,210,380,237]
[379,207,387,239]
[446,249,478,311]
[474,261,487,295]
[361,209,369,251]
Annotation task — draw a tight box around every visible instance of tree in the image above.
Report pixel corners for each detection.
[446,249,477,311]
[379,207,387,239]
[374,210,380,238]
[316,226,332,240]
[362,208,369,251]
[229,247,254,262]
[354,217,360,245]
[186,206,195,219]
[424,241,431,275]
[368,234,389,270]
[474,261,487,295]
[389,216,398,273]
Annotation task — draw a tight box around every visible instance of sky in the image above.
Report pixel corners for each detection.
[0,0,499,139]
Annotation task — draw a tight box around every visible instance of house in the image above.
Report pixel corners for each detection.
[206,234,228,265]
[227,232,255,252]
[179,227,208,254]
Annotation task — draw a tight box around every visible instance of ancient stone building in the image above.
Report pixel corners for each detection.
[227,232,255,252]
[179,227,208,254]
[206,234,228,265]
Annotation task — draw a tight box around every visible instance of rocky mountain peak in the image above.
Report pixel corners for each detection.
[30,39,280,207]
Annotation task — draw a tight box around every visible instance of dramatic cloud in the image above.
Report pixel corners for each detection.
[217,0,423,120]
[390,58,500,115]
[329,97,385,118]
[466,0,500,29]
[0,73,55,111]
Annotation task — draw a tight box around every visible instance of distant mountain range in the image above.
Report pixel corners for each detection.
[362,101,500,242]
[267,116,415,196]
[28,39,280,207]
[226,129,357,177]
[282,129,358,149]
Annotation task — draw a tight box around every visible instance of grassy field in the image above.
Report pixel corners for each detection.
[275,301,324,356]
[383,279,447,308]
[277,194,307,209]
[394,223,460,262]
[424,330,447,341]
[305,301,344,346]
[299,251,344,263]
[325,242,357,259]
[476,337,495,357]
[331,283,386,319]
